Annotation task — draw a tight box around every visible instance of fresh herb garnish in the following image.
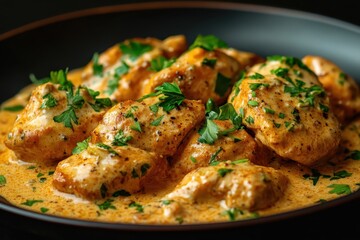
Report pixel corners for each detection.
[330,170,352,180]
[327,184,351,195]
[1,104,25,112]
[248,73,264,79]
[129,202,144,213]
[202,58,217,68]
[131,121,142,132]
[112,130,132,146]
[218,168,233,177]
[40,207,49,213]
[150,115,164,126]
[141,163,151,176]
[72,137,90,154]
[215,73,231,97]
[112,190,131,197]
[97,199,116,210]
[303,169,330,186]
[149,56,175,72]
[21,199,44,206]
[138,82,185,112]
[0,175,6,186]
[222,208,243,221]
[209,147,223,166]
[189,34,228,51]
[92,52,104,76]
[40,93,58,109]
[96,143,118,156]
[120,41,153,61]
[190,156,197,163]
[198,119,219,145]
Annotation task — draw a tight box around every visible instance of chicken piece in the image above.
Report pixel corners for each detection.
[91,97,205,157]
[81,35,187,101]
[302,55,360,124]
[53,143,167,200]
[143,47,241,105]
[230,56,341,166]
[5,80,111,164]
[163,161,288,213]
[170,119,272,179]
[218,48,265,70]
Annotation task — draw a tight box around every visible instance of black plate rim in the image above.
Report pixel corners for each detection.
[0,0,359,232]
[0,1,359,42]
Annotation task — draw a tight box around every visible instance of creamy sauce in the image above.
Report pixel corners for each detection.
[0,83,359,225]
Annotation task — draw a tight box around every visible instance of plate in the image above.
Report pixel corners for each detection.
[0,2,359,239]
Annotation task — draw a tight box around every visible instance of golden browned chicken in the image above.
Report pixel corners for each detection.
[142,47,241,105]
[81,35,187,101]
[162,161,288,218]
[53,143,166,200]
[170,119,272,180]
[230,56,341,166]
[91,96,205,157]
[302,55,360,124]
[5,71,112,164]
[53,83,205,199]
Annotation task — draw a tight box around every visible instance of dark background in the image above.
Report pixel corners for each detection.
[0,1,359,239]
[1,0,359,35]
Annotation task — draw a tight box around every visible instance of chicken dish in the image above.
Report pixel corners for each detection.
[0,34,359,224]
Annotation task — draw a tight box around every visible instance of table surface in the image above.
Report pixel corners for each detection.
[0,1,359,239]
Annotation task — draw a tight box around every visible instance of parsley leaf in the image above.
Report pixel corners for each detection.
[330,170,352,180]
[96,143,119,156]
[72,137,90,154]
[149,56,175,72]
[21,199,44,206]
[0,175,6,186]
[131,121,142,132]
[209,147,223,166]
[97,199,116,210]
[120,41,153,61]
[198,119,219,145]
[346,150,360,160]
[218,168,233,177]
[222,208,243,221]
[1,105,24,112]
[303,169,330,186]
[141,163,150,176]
[92,52,104,76]
[202,58,217,68]
[139,82,185,112]
[215,73,231,97]
[112,130,132,146]
[189,34,228,51]
[150,115,164,126]
[112,190,131,197]
[129,202,144,213]
[105,61,130,95]
[40,93,58,109]
[327,184,351,195]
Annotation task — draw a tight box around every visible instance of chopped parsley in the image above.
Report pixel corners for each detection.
[263,107,275,114]
[202,58,217,68]
[218,168,233,177]
[266,55,314,74]
[150,115,164,126]
[96,143,118,156]
[327,184,351,195]
[100,184,107,198]
[303,169,330,186]
[190,156,197,163]
[92,52,104,76]
[21,199,44,206]
[189,34,228,51]
[248,73,264,79]
[40,207,49,213]
[97,199,116,210]
[112,190,131,197]
[149,56,175,72]
[248,100,259,107]
[215,73,231,97]
[330,170,352,180]
[138,82,185,112]
[72,137,90,154]
[198,119,219,145]
[346,150,360,160]
[161,200,173,205]
[1,104,25,112]
[249,83,269,91]
[112,130,132,146]
[130,121,142,132]
[245,116,254,124]
[278,112,286,119]
[222,208,243,221]
[0,175,6,186]
[140,163,151,176]
[209,147,223,166]
[40,93,58,109]
[129,202,144,213]
[120,41,153,61]
[338,72,347,85]
[105,61,130,95]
